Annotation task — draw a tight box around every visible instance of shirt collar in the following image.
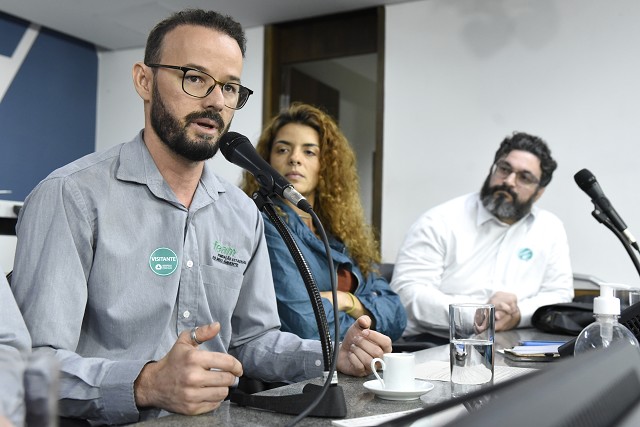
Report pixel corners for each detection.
[474,192,537,227]
[115,130,225,204]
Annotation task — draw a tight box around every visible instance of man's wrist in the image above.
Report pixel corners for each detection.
[134,361,156,408]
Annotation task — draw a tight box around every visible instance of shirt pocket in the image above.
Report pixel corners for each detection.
[200,264,244,325]
[201,263,244,291]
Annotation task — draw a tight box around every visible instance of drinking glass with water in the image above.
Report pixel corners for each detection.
[449,303,495,386]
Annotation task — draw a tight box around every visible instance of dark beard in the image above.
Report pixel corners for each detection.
[480,175,537,222]
[150,82,228,161]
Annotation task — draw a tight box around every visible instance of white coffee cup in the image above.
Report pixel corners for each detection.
[370,353,415,391]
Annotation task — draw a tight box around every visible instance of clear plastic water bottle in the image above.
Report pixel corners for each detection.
[574,285,640,355]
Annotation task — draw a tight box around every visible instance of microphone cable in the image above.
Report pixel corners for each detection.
[285,207,341,427]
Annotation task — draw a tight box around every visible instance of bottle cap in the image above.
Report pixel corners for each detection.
[594,284,620,315]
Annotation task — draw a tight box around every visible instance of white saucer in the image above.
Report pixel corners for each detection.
[363,379,435,401]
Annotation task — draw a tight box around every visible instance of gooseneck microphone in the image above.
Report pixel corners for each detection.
[574,168,638,250]
[221,130,346,420]
[219,131,312,212]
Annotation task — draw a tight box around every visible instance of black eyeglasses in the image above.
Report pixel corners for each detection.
[491,160,540,187]
[145,63,253,110]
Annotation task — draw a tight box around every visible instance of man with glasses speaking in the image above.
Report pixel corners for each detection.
[390,132,573,344]
[11,9,391,425]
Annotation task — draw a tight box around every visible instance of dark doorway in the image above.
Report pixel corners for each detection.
[264,7,385,234]
[288,67,340,121]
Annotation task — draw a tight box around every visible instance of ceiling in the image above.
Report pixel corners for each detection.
[0,0,409,51]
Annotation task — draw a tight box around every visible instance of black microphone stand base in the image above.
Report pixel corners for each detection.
[230,383,347,418]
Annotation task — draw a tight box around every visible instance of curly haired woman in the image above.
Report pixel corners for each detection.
[241,103,406,341]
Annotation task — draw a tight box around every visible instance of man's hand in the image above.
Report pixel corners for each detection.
[337,315,392,376]
[473,307,491,334]
[134,322,243,415]
[489,291,521,331]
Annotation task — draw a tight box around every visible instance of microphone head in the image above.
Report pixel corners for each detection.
[219,131,250,161]
[574,168,597,191]
[217,130,310,210]
[218,130,275,189]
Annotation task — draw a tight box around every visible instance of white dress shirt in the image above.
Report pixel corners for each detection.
[391,192,574,337]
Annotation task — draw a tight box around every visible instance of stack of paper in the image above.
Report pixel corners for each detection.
[504,344,561,357]
[502,341,565,361]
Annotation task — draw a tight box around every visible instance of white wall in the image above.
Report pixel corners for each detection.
[383,0,640,286]
[96,26,264,187]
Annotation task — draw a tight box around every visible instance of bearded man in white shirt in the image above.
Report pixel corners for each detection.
[390,132,573,344]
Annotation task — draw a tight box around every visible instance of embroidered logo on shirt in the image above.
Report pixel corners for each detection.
[212,240,247,268]
[214,240,237,257]
[149,248,179,276]
[518,248,533,261]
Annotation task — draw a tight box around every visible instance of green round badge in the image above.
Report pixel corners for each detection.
[518,248,533,261]
[149,248,179,276]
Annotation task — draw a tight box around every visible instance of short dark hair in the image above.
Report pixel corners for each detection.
[493,132,557,187]
[144,9,246,64]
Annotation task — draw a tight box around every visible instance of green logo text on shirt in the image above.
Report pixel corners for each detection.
[149,247,179,276]
[214,240,237,257]
[212,240,246,268]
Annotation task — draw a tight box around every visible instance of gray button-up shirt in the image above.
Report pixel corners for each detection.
[11,132,323,425]
[1,270,30,427]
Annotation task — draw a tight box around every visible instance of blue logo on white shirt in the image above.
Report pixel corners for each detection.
[518,248,533,261]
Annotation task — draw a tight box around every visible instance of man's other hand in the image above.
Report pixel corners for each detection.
[489,292,521,331]
[337,315,392,377]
